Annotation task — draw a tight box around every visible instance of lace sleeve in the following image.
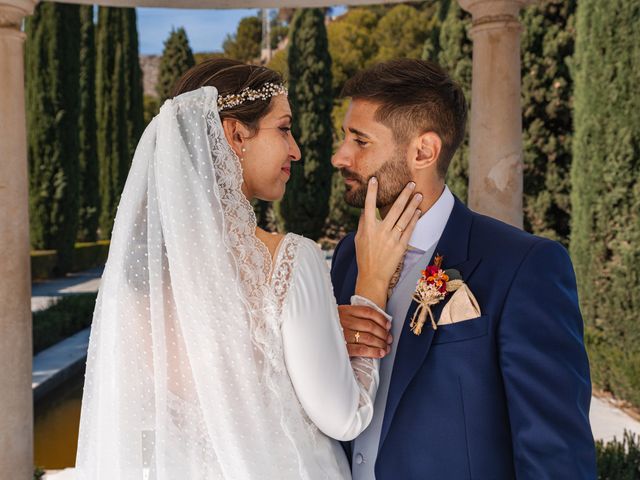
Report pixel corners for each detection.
[276,236,388,441]
[348,295,391,413]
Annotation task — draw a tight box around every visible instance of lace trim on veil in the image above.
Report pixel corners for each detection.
[202,88,318,475]
[203,95,285,375]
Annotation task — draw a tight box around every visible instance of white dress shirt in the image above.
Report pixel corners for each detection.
[400,185,456,285]
[351,185,455,479]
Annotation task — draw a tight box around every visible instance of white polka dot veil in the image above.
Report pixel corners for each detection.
[75,87,321,479]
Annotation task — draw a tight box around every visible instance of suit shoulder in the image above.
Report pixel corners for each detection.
[330,232,356,275]
[469,210,565,262]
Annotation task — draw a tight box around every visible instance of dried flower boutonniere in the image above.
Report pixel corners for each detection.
[410,255,464,335]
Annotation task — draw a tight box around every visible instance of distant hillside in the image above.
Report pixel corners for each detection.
[140,52,223,98]
[139,55,160,97]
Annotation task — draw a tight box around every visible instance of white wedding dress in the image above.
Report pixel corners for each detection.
[74,86,384,479]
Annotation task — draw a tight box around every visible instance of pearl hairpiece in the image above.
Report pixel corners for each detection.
[217,83,288,112]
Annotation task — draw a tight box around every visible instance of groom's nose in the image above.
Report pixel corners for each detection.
[331,143,351,169]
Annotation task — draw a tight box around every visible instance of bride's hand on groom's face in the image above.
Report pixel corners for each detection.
[354,178,422,309]
[338,305,392,358]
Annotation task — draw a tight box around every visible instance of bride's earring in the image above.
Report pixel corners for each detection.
[240,147,246,162]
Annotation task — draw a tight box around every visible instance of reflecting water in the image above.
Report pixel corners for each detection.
[34,372,84,469]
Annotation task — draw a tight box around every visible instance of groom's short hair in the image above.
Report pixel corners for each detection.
[342,59,468,178]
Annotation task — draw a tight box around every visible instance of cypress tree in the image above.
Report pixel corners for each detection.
[77,5,99,242]
[421,0,449,63]
[437,0,472,202]
[96,7,143,238]
[327,98,360,237]
[570,0,640,405]
[521,0,576,245]
[97,7,120,238]
[277,9,334,240]
[222,15,262,62]
[122,8,145,161]
[157,27,196,103]
[25,3,81,272]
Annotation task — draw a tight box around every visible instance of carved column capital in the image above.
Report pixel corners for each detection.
[458,0,536,34]
[0,0,37,39]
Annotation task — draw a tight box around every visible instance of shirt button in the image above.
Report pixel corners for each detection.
[355,453,364,465]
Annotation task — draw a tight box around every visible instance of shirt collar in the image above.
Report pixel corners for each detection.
[408,185,455,253]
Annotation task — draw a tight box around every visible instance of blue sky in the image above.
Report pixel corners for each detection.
[137,6,347,55]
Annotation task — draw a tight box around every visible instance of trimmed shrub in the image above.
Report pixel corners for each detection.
[33,293,97,354]
[596,431,640,479]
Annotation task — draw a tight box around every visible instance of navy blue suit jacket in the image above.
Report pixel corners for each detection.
[330,198,596,479]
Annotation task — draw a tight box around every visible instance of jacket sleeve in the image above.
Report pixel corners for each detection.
[498,239,597,479]
[330,233,355,303]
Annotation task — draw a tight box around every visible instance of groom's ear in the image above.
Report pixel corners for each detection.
[222,118,252,155]
[412,132,442,171]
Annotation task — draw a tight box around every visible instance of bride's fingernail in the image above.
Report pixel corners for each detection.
[379,349,387,357]
[386,321,392,330]
[387,335,393,344]
[408,182,416,190]
[415,193,423,202]
[369,177,377,185]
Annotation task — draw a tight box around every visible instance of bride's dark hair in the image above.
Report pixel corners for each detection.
[172,58,285,134]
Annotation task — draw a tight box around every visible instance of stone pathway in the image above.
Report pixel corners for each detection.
[31,267,103,312]
[590,395,640,443]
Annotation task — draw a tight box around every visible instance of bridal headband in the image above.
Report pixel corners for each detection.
[217,82,288,111]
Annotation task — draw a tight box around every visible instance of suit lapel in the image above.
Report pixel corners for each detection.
[378,197,481,450]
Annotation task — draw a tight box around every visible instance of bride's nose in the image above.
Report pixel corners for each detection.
[289,136,302,162]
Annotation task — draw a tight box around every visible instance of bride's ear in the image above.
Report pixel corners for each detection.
[222,118,252,158]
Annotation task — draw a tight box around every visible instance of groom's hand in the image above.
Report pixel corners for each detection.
[339,305,392,358]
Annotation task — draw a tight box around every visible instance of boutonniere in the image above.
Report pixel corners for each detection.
[410,254,464,335]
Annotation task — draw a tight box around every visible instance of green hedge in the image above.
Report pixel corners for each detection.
[597,431,640,479]
[71,240,110,271]
[31,240,110,280]
[30,250,58,280]
[32,292,97,355]
[570,0,640,408]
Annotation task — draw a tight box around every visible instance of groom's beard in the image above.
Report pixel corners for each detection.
[342,151,412,208]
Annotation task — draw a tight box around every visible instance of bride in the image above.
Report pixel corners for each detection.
[75,59,421,479]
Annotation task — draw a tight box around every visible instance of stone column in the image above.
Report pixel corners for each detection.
[0,1,36,477]
[458,0,535,228]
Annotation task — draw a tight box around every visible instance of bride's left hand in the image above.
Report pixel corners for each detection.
[354,177,422,309]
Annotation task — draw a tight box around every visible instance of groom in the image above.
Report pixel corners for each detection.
[330,59,597,479]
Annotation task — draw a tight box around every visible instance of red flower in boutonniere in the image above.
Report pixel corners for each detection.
[410,255,464,335]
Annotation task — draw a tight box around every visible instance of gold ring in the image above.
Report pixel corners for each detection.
[354,331,361,343]
[394,224,404,234]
